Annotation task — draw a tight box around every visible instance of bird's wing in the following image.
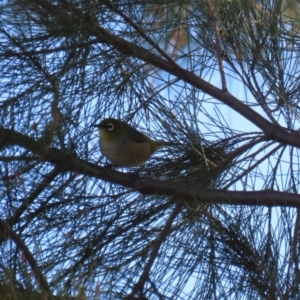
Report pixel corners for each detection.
[126,126,152,143]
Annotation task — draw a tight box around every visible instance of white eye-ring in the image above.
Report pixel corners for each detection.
[107,123,114,131]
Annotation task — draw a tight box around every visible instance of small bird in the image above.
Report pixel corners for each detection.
[94,118,169,167]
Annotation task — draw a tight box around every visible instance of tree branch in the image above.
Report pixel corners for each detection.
[1,127,300,208]
[88,25,300,146]
[127,200,182,298]
[23,1,300,149]
[0,219,52,297]
[7,166,62,227]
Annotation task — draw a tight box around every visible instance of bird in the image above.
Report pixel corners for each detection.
[94,118,169,167]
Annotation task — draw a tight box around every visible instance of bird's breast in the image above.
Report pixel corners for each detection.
[100,137,152,167]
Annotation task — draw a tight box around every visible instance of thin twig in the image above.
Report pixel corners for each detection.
[126,200,182,299]
[102,0,181,70]
[7,166,61,228]
[205,0,227,91]
[291,211,300,272]
[0,219,52,297]
[223,143,283,190]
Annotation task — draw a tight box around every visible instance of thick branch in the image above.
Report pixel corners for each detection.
[1,127,300,208]
[86,24,300,149]
[21,2,300,149]
[89,28,282,136]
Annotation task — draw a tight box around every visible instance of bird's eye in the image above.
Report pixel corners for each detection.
[106,123,114,131]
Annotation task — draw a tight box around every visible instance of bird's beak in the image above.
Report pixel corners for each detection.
[93,123,101,128]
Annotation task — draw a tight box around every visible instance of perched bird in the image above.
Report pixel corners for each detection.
[94,118,169,167]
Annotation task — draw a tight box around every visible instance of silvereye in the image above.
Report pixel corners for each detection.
[94,118,167,167]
